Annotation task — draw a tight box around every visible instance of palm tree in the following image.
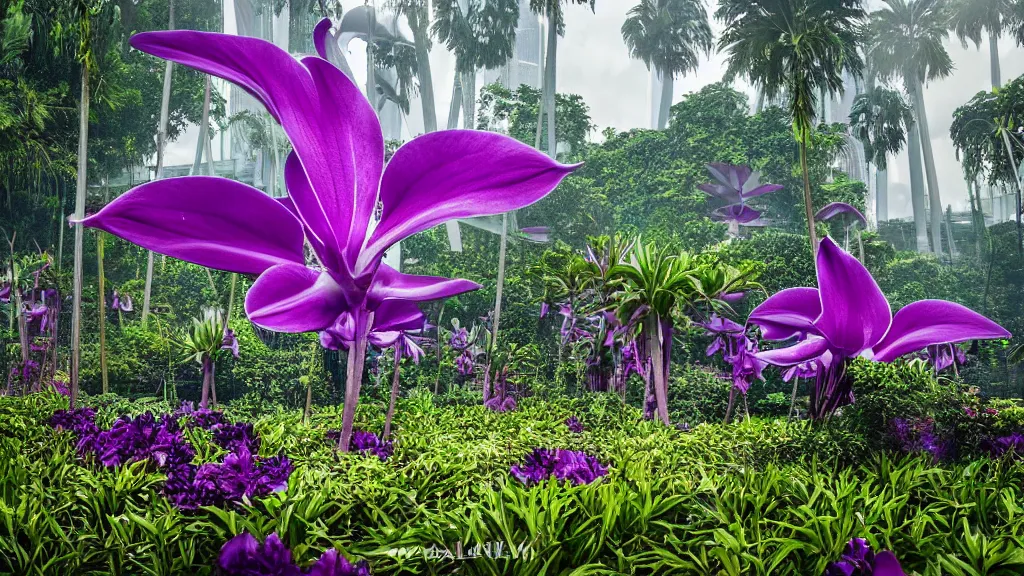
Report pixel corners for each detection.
[870,0,954,255]
[950,0,1012,88]
[433,0,520,130]
[849,87,913,223]
[530,0,595,159]
[716,0,865,255]
[621,0,713,130]
[389,0,437,132]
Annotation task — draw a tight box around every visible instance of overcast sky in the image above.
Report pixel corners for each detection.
[165,0,1024,218]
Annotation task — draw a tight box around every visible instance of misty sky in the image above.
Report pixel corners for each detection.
[165,0,1024,218]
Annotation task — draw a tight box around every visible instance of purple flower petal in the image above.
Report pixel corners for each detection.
[712,204,762,224]
[79,177,304,275]
[313,18,332,60]
[872,551,906,576]
[707,162,751,191]
[373,299,426,333]
[360,131,579,272]
[747,287,822,341]
[698,182,742,204]
[812,237,891,355]
[367,264,480,307]
[219,533,260,571]
[244,264,346,332]
[814,202,867,227]
[756,335,830,366]
[870,300,1010,363]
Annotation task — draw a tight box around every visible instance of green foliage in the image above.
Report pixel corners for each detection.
[666,363,731,423]
[476,82,595,158]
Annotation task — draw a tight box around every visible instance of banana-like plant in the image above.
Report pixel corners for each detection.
[173,309,238,409]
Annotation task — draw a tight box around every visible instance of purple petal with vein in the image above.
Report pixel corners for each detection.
[747,287,822,341]
[757,335,830,366]
[814,202,867,227]
[813,237,891,355]
[870,300,1010,362]
[244,264,346,332]
[360,131,579,271]
[367,264,481,307]
[80,177,304,275]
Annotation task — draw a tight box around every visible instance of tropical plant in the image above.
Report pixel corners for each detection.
[79,26,577,451]
[848,87,913,224]
[949,0,1014,88]
[869,0,954,255]
[174,308,238,409]
[621,0,713,130]
[716,0,865,256]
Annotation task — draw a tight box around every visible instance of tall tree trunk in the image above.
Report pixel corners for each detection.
[200,354,212,409]
[461,69,476,128]
[410,14,436,133]
[907,122,929,252]
[876,165,888,223]
[944,205,956,261]
[70,65,89,409]
[337,310,373,452]
[647,315,670,425]
[384,345,401,438]
[754,87,765,113]
[534,30,546,150]
[656,70,673,130]
[98,229,108,394]
[143,0,174,326]
[909,81,944,256]
[799,133,819,255]
[989,31,1001,88]
[544,9,557,159]
[998,123,1024,256]
[446,72,462,130]
[192,75,212,175]
[433,302,444,394]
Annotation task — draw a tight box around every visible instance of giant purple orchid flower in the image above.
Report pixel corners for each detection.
[80,25,576,451]
[699,163,782,225]
[749,237,1010,418]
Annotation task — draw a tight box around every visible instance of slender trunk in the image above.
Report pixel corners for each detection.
[338,310,373,451]
[534,29,546,150]
[656,70,673,130]
[944,206,956,262]
[647,315,669,426]
[799,133,819,255]
[857,229,865,262]
[907,122,929,252]
[989,32,1001,88]
[385,346,401,438]
[98,230,108,394]
[411,16,436,133]
[998,123,1024,256]
[754,87,765,113]
[304,377,313,423]
[70,65,89,409]
[200,354,212,409]
[143,0,175,325]
[544,18,557,160]
[268,117,279,197]
[724,388,735,423]
[461,69,476,129]
[788,378,799,419]
[366,9,377,113]
[192,75,211,174]
[488,213,509,365]
[909,81,944,255]
[446,72,462,130]
[876,166,888,223]
[433,303,444,394]
[210,361,218,407]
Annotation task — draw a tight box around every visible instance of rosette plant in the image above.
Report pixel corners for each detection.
[80,24,577,450]
[175,309,239,410]
[698,163,782,231]
[749,237,1010,419]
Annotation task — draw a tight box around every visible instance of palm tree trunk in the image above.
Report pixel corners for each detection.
[488,213,509,369]
[192,75,212,175]
[410,15,436,133]
[754,87,765,113]
[70,64,89,409]
[143,0,174,326]
[384,345,401,438]
[544,9,557,160]
[799,132,819,255]
[998,123,1024,256]
[534,32,546,150]
[200,354,212,409]
[989,31,1001,88]
[446,72,462,130]
[461,70,476,128]
[909,81,944,255]
[656,70,673,130]
[338,310,373,452]
[647,315,670,426]
[907,122,929,252]
[876,165,888,223]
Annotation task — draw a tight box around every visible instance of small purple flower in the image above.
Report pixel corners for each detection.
[305,549,372,576]
[824,538,905,576]
[218,532,301,576]
[699,163,782,225]
[484,395,517,413]
[328,429,393,461]
[222,328,240,358]
[449,327,470,351]
[539,302,550,319]
[566,417,584,433]
[455,351,474,376]
[0,283,10,303]
[511,448,608,486]
[49,407,99,437]
[987,433,1024,458]
[890,418,950,463]
[922,343,967,373]
[111,290,134,312]
[213,422,261,454]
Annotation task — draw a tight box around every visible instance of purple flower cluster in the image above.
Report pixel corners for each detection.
[74,412,194,469]
[824,538,905,576]
[511,448,608,486]
[701,315,765,394]
[986,433,1024,459]
[890,418,952,463]
[566,416,584,433]
[50,407,99,437]
[219,532,370,576]
[327,429,393,461]
[455,352,474,376]
[484,396,517,413]
[213,422,261,454]
[165,448,292,510]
